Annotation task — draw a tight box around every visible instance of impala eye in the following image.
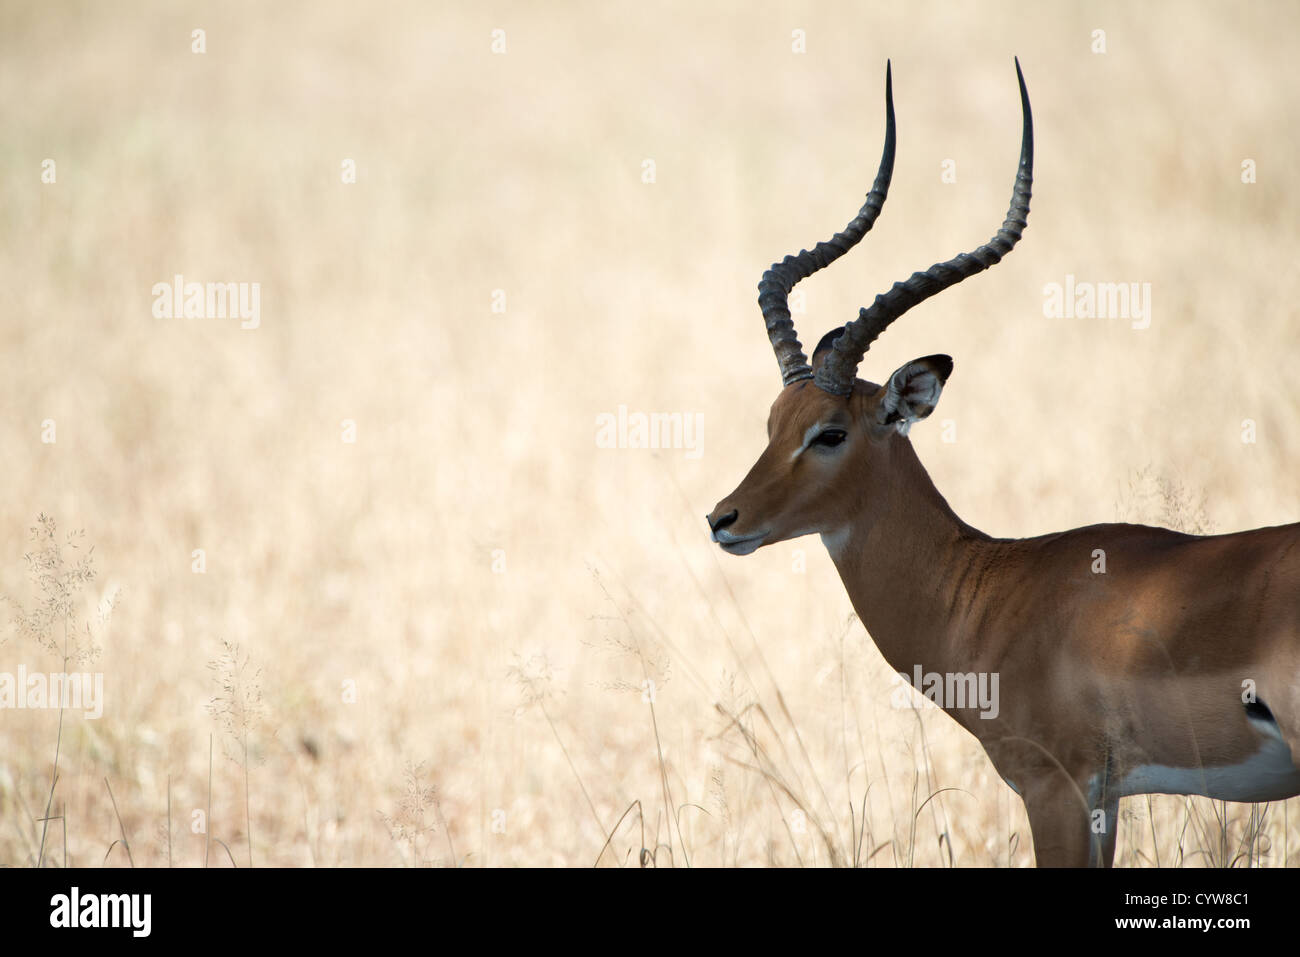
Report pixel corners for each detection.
[812,429,847,448]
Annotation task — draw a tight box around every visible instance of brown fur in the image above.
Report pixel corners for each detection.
[709,371,1300,866]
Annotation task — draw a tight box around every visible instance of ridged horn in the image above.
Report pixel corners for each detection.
[813,58,1033,396]
[758,62,897,386]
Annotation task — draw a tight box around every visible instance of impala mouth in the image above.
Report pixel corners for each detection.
[712,529,768,555]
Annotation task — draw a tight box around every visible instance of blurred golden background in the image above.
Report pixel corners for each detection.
[1,1,1297,866]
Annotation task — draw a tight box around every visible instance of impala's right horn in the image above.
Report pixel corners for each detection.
[814,58,1034,397]
[758,61,897,387]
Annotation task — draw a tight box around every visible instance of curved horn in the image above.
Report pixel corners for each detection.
[814,58,1033,397]
[759,62,897,387]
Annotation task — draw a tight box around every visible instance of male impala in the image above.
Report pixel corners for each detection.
[707,61,1300,867]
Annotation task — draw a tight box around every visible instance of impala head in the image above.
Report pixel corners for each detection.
[708,60,1033,555]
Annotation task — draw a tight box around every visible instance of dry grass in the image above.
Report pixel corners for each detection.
[1,1,1298,867]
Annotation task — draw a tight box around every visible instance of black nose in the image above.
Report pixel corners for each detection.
[708,510,738,533]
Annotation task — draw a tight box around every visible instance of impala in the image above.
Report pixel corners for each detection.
[707,60,1300,867]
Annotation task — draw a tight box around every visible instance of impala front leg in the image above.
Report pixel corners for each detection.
[1022,777,1095,867]
[1094,792,1119,868]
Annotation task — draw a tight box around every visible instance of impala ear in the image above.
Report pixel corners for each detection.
[878,355,953,434]
[810,327,845,375]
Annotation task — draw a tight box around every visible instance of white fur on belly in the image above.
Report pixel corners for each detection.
[1119,724,1300,802]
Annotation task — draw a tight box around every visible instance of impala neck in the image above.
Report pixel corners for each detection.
[821,435,993,676]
